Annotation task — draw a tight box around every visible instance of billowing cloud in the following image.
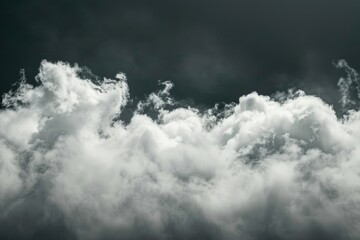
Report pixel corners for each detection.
[1,60,360,240]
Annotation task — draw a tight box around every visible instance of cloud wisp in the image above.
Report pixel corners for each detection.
[1,60,360,240]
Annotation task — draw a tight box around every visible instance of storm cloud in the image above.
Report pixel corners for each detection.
[0,60,360,239]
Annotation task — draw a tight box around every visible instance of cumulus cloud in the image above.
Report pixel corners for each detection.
[1,60,360,240]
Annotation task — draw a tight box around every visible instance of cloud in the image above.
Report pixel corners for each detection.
[1,60,360,240]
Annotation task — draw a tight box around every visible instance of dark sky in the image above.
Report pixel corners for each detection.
[1,0,360,106]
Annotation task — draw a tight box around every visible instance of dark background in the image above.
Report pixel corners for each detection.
[1,0,360,107]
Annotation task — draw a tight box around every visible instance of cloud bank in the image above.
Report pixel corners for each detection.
[1,60,360,240]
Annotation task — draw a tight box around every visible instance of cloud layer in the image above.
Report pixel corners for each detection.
[1,60,360,240]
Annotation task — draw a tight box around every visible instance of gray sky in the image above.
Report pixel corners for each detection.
[1,0,360,106]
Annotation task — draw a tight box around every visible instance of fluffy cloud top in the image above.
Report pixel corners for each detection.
[1,60,360,240]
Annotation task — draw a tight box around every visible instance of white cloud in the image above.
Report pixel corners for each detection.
[1,60,360,239]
